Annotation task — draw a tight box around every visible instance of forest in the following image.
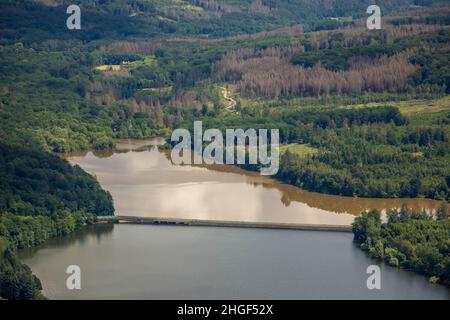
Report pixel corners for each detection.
[352,205,450,286]
[195,104,449,199]
[0,0,449,299]
[0,142,114,299]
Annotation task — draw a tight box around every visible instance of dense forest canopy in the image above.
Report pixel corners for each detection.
[0,144,114,217]
[1,0,448,42]
[1,0,449,199]
[0,142,114,299]
[352,205,450,287]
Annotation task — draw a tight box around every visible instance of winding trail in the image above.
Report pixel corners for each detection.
[219,86,237,113]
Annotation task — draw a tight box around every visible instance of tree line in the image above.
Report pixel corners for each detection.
[0,143,114,300]
[198,105,449,200]
[352,205,450,287]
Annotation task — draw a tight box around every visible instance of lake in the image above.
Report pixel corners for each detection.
[63,139,443,226]
[19,139,449,299]
[19,224,450,299]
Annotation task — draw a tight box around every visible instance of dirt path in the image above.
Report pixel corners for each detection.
[219,86,237,113]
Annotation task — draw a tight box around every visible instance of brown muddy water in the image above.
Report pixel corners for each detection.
[64,138,443,226]
[19,139,449,300]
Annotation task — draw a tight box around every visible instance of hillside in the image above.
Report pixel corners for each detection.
[2,0,448,40]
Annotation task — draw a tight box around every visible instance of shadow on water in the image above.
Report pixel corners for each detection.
[18,223,114,260]
[19,224,450,300]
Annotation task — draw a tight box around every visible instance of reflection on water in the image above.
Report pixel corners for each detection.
[64,139,444,226]
[19,224,114,258]
[23,139,449,300]
[18,224,114,299]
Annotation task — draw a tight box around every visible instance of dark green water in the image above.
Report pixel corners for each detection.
[19,224,450,300]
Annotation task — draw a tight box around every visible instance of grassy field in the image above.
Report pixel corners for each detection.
[280,143,319,158]
[396,96,450,114]
[123,56,157,69]
[333,95,450,114]
[233,93,450,117]
[95,65,122,71]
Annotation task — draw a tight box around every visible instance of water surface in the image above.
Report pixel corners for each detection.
[21,140,449,300]
[65,139,443,226]
[19,224,450,300]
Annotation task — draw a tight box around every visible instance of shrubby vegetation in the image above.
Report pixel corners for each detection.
[352,205,450,287]
[0,248,43,300]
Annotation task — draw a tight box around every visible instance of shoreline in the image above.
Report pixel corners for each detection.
[63,138,446,211]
